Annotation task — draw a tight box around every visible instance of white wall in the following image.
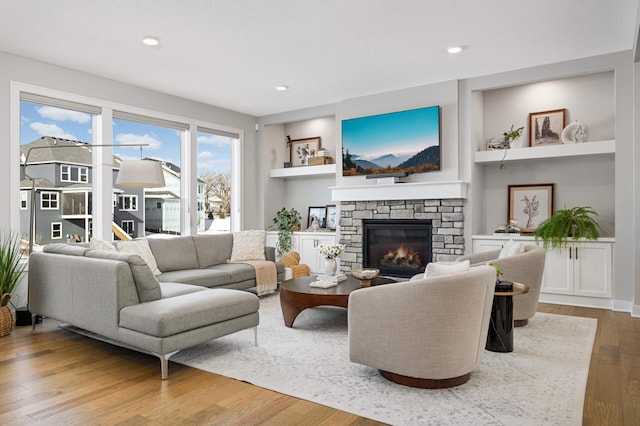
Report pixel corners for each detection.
[0,50,262,230]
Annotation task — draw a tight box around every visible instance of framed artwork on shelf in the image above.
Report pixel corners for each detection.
[325,205,337,230]
[290,137,321,167]
[508,184,554,232]
[528,109,566,147]
[307,206,327,230]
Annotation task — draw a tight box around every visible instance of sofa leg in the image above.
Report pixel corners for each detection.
[153,351,179,380]
[252,326,258,346]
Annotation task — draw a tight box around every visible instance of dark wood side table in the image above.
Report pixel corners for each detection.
[279,275,396,328]
[486,281,529,353]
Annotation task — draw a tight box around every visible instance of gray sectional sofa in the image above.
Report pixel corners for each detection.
[28,234,284,379]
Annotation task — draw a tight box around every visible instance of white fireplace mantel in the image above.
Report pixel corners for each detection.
[330,180,467,202]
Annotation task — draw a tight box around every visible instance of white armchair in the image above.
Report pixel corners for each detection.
[348,265,496,388]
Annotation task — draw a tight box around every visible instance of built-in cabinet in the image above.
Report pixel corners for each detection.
[472,235,614,307]
[541,242,612,298]
[267,231,337,273]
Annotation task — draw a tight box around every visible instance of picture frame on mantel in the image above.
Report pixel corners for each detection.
[307,206,327,229]
[508,184,554,233]
[528,109,566,147]
[290,137,321,167]
[325,205,337,230]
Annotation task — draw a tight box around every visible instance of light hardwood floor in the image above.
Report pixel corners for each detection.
[0,303,638,425]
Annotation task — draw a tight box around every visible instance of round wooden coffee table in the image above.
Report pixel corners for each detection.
[279,275,396,328]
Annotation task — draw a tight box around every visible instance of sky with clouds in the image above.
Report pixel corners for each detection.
[20,101,231,175]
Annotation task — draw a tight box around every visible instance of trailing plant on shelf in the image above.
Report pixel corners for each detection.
[534,206,600,250]
[272,207,301,257]
[489,124,524,169]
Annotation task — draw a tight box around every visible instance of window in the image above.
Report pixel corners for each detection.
[17,87,241,246]
[20,191,28,209]
[118,195,138,211]
[51,222,62,239]
[60,165,88,183]
[121,220,134,235]
[41,192,59,210]
[197,129,236,234]
[62,192,88,215]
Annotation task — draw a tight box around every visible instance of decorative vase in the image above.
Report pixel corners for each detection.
[323,258,337,276]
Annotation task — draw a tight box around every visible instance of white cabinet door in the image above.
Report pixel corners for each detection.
[540,247,573,295]
[299,234,336,273]
[573,242,612,298]
[540,242,612,298]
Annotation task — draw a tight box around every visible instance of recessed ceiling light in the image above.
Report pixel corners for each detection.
[142,36,160,46]
[275,85,289,92]
[447,46,463,54]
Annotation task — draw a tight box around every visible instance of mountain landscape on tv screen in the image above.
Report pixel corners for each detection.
[343,145,440,176]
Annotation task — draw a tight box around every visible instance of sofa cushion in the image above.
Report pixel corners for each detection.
[44,243,88,256]
[116,239,162,276]
[147,236,199,272]
[156,268,233,288]
[119,289,260,337]
[89,238,117,252]
[85,249,162,302]
[193,234,234,268]
[229,230,266,261]
[209,263,256,283]
[159,282,208,298]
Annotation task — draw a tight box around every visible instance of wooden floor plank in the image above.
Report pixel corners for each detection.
[0,303,637,425]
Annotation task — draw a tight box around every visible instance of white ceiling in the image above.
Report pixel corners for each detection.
[1,0,638,117]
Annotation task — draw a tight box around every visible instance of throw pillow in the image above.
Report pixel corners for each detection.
[425,260,470,278]
[89,238,117,252]
[498,240,524,259]
[229,230,267,262]
[116,239,162,276]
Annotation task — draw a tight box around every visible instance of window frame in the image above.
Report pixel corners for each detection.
[118,194,138,211]
[20,191,28,210]
[51,222,62,239]
[41,191,59,210]
[12,82,243,241]
[121,220,134,235]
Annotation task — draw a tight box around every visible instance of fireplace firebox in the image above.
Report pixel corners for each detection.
[363,219,432,278]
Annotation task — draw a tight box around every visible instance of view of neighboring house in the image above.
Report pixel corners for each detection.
[19,136,204,245]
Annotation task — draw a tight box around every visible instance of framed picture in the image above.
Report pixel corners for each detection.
[325,205,337,230]
[307,206,327,229]
[508,184,554,232]
[528,109,566,147]
[290,137,321,167]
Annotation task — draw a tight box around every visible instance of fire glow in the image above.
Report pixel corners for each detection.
[379,244,423,270]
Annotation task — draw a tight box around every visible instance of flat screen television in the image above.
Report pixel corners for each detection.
[342,105,440,177]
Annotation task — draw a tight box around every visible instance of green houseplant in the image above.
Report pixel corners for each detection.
[534,206,600,250]
[0,230,27,336]
[272,207,301,257]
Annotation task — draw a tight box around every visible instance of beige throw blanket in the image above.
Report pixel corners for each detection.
[235,260,277,296]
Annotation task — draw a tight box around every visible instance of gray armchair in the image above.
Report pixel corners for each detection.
[348,265,495,388]
[456,245,546,326]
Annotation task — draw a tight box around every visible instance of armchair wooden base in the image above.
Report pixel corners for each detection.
[514,319,529,327]
[379,370,471,389]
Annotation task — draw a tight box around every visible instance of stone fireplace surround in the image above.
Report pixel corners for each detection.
[338,199,465,276]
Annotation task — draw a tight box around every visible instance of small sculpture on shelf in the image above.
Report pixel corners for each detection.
[494,220,520,235]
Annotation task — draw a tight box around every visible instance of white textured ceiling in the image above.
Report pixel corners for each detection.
[0,0,638,116]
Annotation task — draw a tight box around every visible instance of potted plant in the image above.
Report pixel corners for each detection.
[490,124,524,169]
[0,230,27,336]
[272,207,301,257]
[534,206,600,250]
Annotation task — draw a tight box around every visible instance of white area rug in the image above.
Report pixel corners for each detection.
[172,293,596,425]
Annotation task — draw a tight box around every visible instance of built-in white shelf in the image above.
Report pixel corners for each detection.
[270,164,336,178]
[474,139,615,164]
